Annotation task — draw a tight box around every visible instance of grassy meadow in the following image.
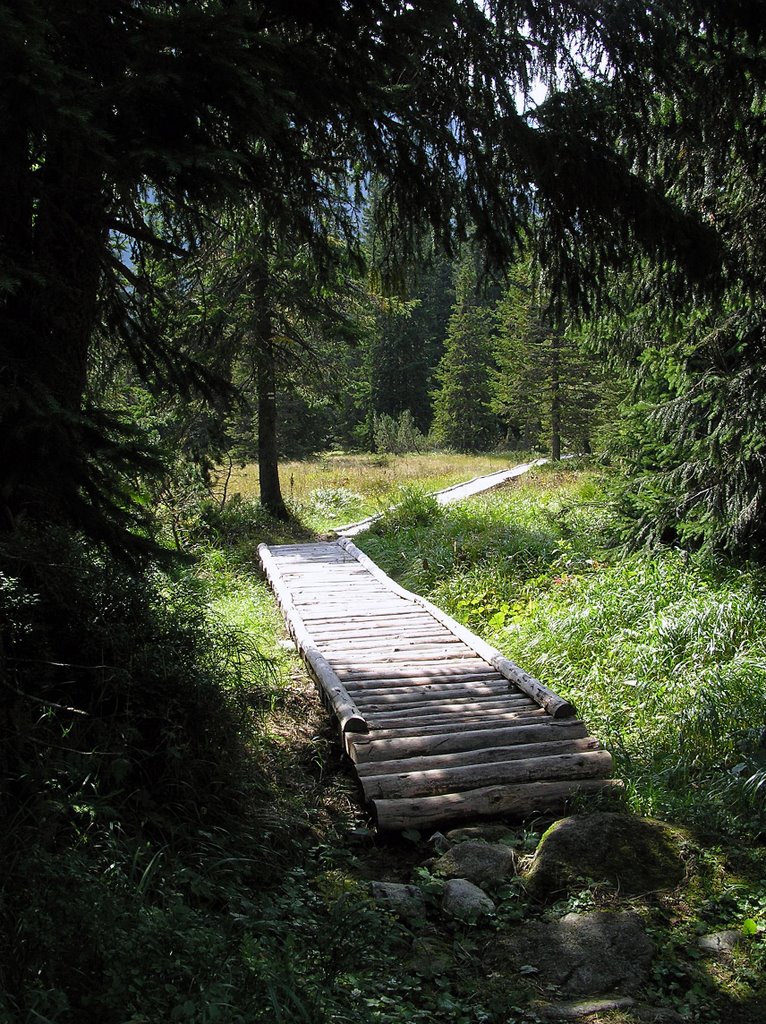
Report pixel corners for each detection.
[7,454,766,1023]
[216,451,532,530]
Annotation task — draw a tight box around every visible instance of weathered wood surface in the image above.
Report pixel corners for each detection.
[258,544,368,735]
[259,530,616,832]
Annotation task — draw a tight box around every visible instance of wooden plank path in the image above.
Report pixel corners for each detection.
[259,536,618,832]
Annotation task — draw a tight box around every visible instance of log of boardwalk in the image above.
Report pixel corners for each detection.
[258,544,368,735]
[259,499,618,831]
[372,780,624,833]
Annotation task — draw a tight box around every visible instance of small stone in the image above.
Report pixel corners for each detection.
[428,831,451,854]
[370,881,427,923]
[441,878,495,920]
[433,840,516,887]
[698,929,746,955]
[446,824,516,843]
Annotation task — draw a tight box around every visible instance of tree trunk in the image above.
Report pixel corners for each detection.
[550,331,562,461]
[252,254,289,520]
[0,126,105,529]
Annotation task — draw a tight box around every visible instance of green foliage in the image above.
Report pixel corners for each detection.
[0,520,308,1021]
[1,528,276,815]
[8,0,718,547]
[431,280,499,452]
[190,494,316,560]
[373,486,443,534]
[373,410,426,455]
[600,306,766,557]
[577,11,766,556]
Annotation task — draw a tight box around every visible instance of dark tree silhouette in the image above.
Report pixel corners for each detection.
[0,0,725,546]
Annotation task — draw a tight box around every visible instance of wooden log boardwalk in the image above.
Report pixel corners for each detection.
[259,527,618,832]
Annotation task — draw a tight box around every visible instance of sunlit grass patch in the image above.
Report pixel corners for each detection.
[497,553,766,828]
[357,466,609,624]
[217,451,535,528]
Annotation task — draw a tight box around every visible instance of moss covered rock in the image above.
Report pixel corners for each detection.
[523,813,686,898]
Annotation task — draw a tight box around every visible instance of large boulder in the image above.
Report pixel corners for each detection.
[432,840,516,887]
[524,813,686,898]
[505,911,653,995]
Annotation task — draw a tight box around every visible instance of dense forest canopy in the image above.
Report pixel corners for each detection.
[3,0,758,546]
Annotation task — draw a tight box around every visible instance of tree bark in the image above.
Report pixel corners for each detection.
[0,124,106,528]
[550,330,562,461]
[252,251,289,520]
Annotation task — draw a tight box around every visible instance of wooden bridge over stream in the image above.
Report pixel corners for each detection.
[259,468,618,832]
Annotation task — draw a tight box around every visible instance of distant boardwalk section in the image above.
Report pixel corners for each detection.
[259,532,618,832]
[334,459,547,538]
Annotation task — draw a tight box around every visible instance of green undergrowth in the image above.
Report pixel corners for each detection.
[0,516,309,1023]
[357,463,766,838]
[4,463,766,1023]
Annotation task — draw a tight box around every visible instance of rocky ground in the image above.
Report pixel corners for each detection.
[270,676,766,1024]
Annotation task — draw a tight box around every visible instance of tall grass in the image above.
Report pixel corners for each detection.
[357,467,766,835]
[502,554,766,826]
[217,451,534,530]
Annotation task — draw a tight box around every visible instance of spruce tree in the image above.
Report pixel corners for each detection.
[368,255,454,435]
[579,9,766,553]
[431,255,499,451]
[493,260,606,458]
